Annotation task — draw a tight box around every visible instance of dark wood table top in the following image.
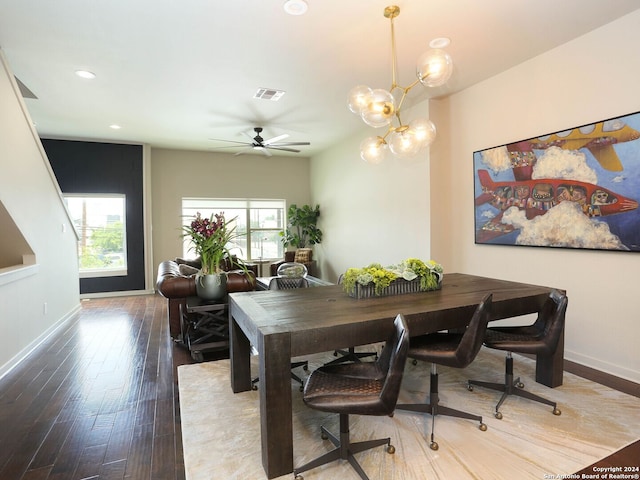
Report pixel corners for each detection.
[231,272,559,357]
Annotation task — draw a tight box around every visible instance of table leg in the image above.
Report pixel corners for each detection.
[259,331,293,478]
[230,314,252,393]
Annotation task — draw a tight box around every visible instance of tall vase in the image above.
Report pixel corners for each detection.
[195,272,227,301]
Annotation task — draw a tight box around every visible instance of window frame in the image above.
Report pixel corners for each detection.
[64,193,128,278]
[181,198,286,262]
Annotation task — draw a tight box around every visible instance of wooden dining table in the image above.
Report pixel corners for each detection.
[228,273,565,479]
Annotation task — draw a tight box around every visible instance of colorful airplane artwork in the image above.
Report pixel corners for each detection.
[475,169,639,243]
[506,120,640,175]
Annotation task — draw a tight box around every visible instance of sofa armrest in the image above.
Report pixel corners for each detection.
[156,260,197,299]
[226,270,257,292]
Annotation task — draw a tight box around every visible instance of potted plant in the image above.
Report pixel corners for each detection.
[342,258,443,298]
[182,212,243,300]
[280,204,322,249]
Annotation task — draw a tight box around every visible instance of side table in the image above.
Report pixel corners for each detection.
[178,296,229,361]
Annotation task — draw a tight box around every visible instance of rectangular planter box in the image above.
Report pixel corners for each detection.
[348,276,442,299]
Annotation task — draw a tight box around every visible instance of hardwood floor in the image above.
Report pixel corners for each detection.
[0,294,636,479]
[0,295,196,480]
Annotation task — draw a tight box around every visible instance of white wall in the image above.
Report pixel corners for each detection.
[311,101,433,283]
[0,50,80,376]
[432,11,640,382]
[150,148,312,276]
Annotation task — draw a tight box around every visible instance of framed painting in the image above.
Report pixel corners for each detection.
[473,111,640,252]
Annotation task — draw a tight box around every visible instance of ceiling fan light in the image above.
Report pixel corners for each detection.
[283,0,308,15]
[360,89,395,128]
[417,48,453,88]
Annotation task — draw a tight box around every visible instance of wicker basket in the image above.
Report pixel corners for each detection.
[348,275,442,299]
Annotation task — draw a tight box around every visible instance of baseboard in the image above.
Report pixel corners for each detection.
[564,358,640,398]
[80,288,155,299]
[0,302,81,381]
[564,349,639,385]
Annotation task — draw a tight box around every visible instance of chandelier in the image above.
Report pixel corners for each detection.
[348,5,453,164]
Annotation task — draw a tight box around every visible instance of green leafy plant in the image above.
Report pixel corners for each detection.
[182,212,243,274]
[342,258,443,296]
[280,204,322,248]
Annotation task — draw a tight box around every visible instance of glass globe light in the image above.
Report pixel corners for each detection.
[416,48,453,88]
[388,127,422,158]
[409,118,437,148]
[360,89,395,128]
[360,136,389,164]
[347,85,373,115]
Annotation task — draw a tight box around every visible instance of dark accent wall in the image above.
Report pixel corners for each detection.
[43,139,145,294]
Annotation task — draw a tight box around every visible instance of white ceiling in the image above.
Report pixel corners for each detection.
[1,0,639,157]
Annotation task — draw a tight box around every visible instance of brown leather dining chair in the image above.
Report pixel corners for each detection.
[467,289,567,419]
[293,314,409,480]
[395,293,492,451]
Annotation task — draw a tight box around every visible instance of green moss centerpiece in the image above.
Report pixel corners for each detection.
[342,258,443,299]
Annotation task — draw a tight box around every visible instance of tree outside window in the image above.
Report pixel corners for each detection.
[64,194,128,276]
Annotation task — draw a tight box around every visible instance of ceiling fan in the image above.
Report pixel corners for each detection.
[210,127,310,156]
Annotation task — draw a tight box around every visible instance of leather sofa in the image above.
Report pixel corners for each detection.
[156,258,257,338]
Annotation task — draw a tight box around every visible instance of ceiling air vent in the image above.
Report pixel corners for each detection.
[15,76,37,99]
[254,88,285,101]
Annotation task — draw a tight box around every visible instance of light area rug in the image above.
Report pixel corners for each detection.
[178,347,639,480]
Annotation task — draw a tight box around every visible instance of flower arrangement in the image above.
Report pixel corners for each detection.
[182,212,242,275]
[342,258,443,297]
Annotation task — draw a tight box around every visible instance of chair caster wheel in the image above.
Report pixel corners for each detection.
[516,382,525,388]
[303,365,308,371]
[467,384,474,391]
[386,444,395,454]
[294,474,304,480]
[252,385,258,391]
[495,411,503,419]
[479,423,487,431]
[412,359,418,366]
[321,432,328,440]
[552,408,561,416]
[299,385,304,392]
[429,441,439,451]
[333,351,338,357]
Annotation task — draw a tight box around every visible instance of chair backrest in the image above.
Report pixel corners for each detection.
[269,276,309,290]
[377,314,410,414]
[454,293,493,367]
[538,289,568,355]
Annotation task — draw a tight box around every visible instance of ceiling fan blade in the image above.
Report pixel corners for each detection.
[266,146,301,153]
[242,130,258,142]
[233,146,255,156]
[270,141,310,146]
[209,138,253,146]
[263,133,289,145]
[257,146,272,157]
[210,144,253,149]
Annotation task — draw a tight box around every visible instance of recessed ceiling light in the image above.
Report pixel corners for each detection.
[110,124,121,130]
[283,0,308,15]
[75,70,96,79]
[429,37,451,49]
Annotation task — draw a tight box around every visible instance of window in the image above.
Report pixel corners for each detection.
[64,194,127,278]
[182,198,285,261]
